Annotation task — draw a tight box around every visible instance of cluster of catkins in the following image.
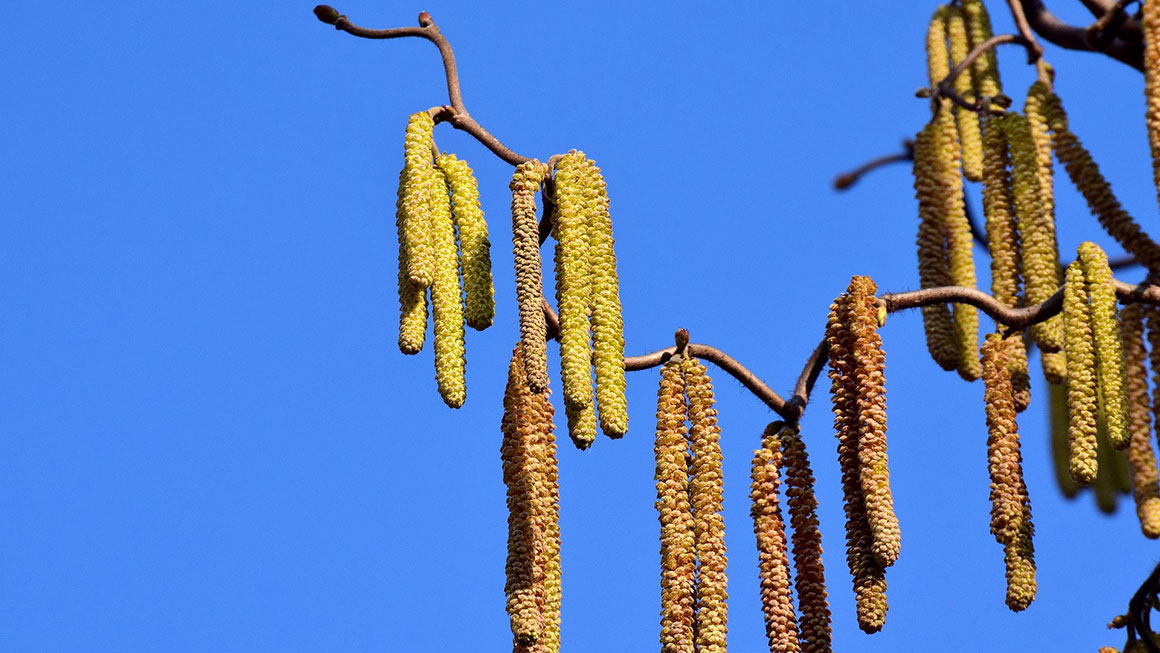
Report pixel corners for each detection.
[509,152,627,450]
[653,344,728,652]
[395,111,494,408]
[826,276,895,633]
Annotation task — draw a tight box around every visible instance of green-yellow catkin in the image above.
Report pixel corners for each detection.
[751,424,800,653]
[510,161,551,394]
[1007,335,1032,413]
[1142,0,1160,211]
[428,166,467,409]
[1064,260,1099,485]
[981,334,1026,547]
[552,152,593,412]
[682,356,728,652]
[437,153,494,330]
[401,112,436,289]
[655,360,695,653]
[848,276,900,568]
[826,293,888,634]
[583,157,628,439]
[1048,381,1080,498]
[778,425,832,653]
[962,0,1002,99]
[1078,242,1131,451]
[565,397,597,451]
[946,6,984,182]
[913,122,961,372]
[926,7,952,91]
[1024,82,1056,234]
[1121,304,1160,536]
[1003,493,1036,611]
[396,165,428,355]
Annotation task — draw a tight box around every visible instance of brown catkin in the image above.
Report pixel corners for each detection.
[682,356,728,652]
[981,334,1025,547]
[401,112,437,288]
[437,153,495,331]
[1143,0,1160,210]
[428,165,467,409]
[552,152,593,411]
[1121,304,1160,537]
[396,168,429,355]
[962,0,1002,99]
[655,360,695,653]
[778,424,832,653]
[913,121,961,371]
[1078,242,1131,451]
[510,161,551,394]
[1064,261,1099,485]
[750,424,800,653]
[946,6,984,182]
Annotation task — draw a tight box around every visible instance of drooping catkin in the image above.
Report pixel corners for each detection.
[926,7,952,91]
[428,166,467,409]
[1024,82,1056,233]
[1003,493,1037,611]
[962,0,1002,99]
[1007,336,1032,413]
[946,6,984,182]
[655,360,695,653]
[1048,380,1081,498]
[981,334,1026,547]
[913,121,961,371]
[583,157,628,438]
[826,292,888,634]
[551,152,593,412]
[682,356,728,652]
[510,161,551,394]
[396,167,428,355]
[437,153,494,330]
[778,424,833,653]
[400,112,437,288]
[1142,0,1160,210]
[1120,303,1160,538]
[565,398,598,451]
[1078,242,1131,451]
[750,424,800,653]
[1064,260,1099,485]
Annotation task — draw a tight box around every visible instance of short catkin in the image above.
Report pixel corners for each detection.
[565,399,598,451]
[778,424,832,653]
[1078,242,1131,451]
[1120,303,1160,538]
[750,424,800,653]
[510,160,551,394]
[913,121,961,372]
[1063,260,1099,485]
[654,360,695,653]
[428,165,467,409]
[437,153,495,330]
[946,5,983,182]
[551,152,593,412]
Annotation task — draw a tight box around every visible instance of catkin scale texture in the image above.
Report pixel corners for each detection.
[981,334,1026,547]
[654,361,695,653]
[396,166,428,355]
[1064,261,1099,485]
[913,122,962,372]
[584,157,628,438]
[946,6,983,182]
[401,112,437,289]
[779,426,832,653]
[1143,0,1160,210]
[962,0,1002,98]
[437,153,495,330]
[1121,304,1160,538]
[511,161,551,394]
[428,167,467,409]
[1078,242,1131,451]
[750,426,800,653]
[552,153,594,412]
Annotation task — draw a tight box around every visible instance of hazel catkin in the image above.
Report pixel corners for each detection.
[551,152,594,412]
[946,5,984,182]
[1142,0,1160,210]
[1078,242,1131,451]
[1120,303,1160,538]
[437,153,495,330]
[1064,260,1099,485]
[584,157,628,438]
[981,334,1026,547]
[750,424,800,653]
[962,0,1002,99]
[655,360,695,653]
[400,111,437,289]
[511,161,551,394]
[913,121,961,372]
[396,166,428,355]
[428,165,467,409]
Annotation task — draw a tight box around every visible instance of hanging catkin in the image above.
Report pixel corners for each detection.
[437,153,495,330]
[981,334,1027,545]
[926,7,952,92]
[1142,0,1160,210]
[946,6,984,182]
[510,160,551,394]
[913,121,961,372]
[1003,491,1037,611]
[583,157,628,438]
[1024,82,1056,235]
[962,0,1002,99]
[750,424,800,653]
[778,424,832,653]
[826,291,888,634]
[1064,260,1099,485]
[682,356,728,652]
[429,165,467,408]
[552,152,593,412]
[396,164,428,355]
[400,112,437,288]
[655,360,695,653]
[565,400,598,451]
[1078,242,1131,451]
[1121,304,1160,538]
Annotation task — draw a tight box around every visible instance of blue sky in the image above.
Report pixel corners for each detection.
[3,2,1158,651]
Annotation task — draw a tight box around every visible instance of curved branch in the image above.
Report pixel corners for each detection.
[1019,0,1144,70]
[625,343,790,417]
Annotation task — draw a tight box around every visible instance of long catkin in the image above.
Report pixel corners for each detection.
[510,161,551,394]
[1078,242,1131,451]
[778,424,832,653]
[1142,0,1160,210]
[396,164,428,355]
[946,5,984,182]
[751,424,800,653]
[1121,303,1160,538]
[655,360,695,653]
[400,112,437,288]
[981,334,1026,547]
[962,0,1002,99]
[428,165,467,409]
[552,152,594,412]
[913,121,961,372]
[437,153,495,330]
[584,157,628,438]
[1064,260,1099,485]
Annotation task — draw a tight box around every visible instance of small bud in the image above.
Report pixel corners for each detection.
[992,94,1014,109]
[833,172,857,189]
[915,87,933,99]
[418,11,433,26]
[313,5,341,25]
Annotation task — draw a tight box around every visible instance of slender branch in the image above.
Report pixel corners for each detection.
[314,6,532,165]
[1006,0,1048,61]
[833,141,914,190]
[1019,0,1144,70]
[1087,0,1139,49]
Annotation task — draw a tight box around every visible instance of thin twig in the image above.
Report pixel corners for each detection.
[833,142,914,190]
[1018,0,1144,70]
[1006,0,1048,61]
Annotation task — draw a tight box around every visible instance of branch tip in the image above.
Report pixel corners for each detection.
[674,328,690,353]
[313,5,341,25]
[418,11,434,27]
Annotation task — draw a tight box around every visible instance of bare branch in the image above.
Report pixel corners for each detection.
[1019,0,1144,70]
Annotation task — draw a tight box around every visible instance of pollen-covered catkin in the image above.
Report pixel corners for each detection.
[583,157,628,438]
[779,425,832,653]
[750,424,800,653]
[1142,0,1160,210]
[401,112,437,288]
[552,152,593,412]
[962,0,1002,99]
[682,356,728,652]
[565,398,598,451]
[1024,82,1056,234]
[510,161,551,394]
[1064,260,1099,485]
[1120,303,1160,538]
[437,153,494,330]
[926,7,951,90]
[981,334,1027,548]
[428,166,467,408]
[1078,242,1131,451]
[396,167,428,355]
[1003,493,1037,611]
[655,360,695,653]
[1007,336,1032,413]
[946,6,983,182]
[913,122,961,372]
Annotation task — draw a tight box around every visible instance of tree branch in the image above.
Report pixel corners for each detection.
[1018,0,1144,70]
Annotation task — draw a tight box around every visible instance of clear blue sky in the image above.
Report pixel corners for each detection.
[3,2,1157,650]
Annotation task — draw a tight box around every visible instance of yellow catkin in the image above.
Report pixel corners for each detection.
[778,424,833,653]
[1078,242,1131,451]
[655,360,695,653]
[401,112,436,288]
[565,397,597,451]
[583,156,628,438]
[981,334,1025,547]
[437,153,494,330]
[1024,82,1056,236]
[1064,260,1099,485]
[552,152,593,411]
[1003,492,1036,611]
[962,0,1002,99]
[946,6,984,182]
[428,166,467,409]
[1046,93,1160,276]
[751,424,801,653]
[1121,304,1160,537]
[913,122,961,371]
[682,356,728,652]
[396,167,428,355]
[926,7,952,90]
[826,293,888,634]
[1142,0,1160,210]
[510,161,551,394]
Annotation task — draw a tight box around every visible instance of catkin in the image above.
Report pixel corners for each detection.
[437,153,494,330]
[683,356,728,652]
[655,360,695,653]
[584,157,628,438]
[565,398,598,451]
[946,6,984,182]
[981,334,1026,547]
[1121,304,1160,538]
[926,7,952,91]
[1064,260,1099,485]
[913,122,961,372]
[396,167,428,355]
[401,112,437,288]
[511,161,551,394]
[1078,242,1131,451]
[1024,82,1056,234]
[552,152,593,412]
[428,166,467,409]
[750,424,800,653]
[962,0,1002,99]
[1142,0,1160,210]
[778,424,832,653]
[1003,493,1037,611]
